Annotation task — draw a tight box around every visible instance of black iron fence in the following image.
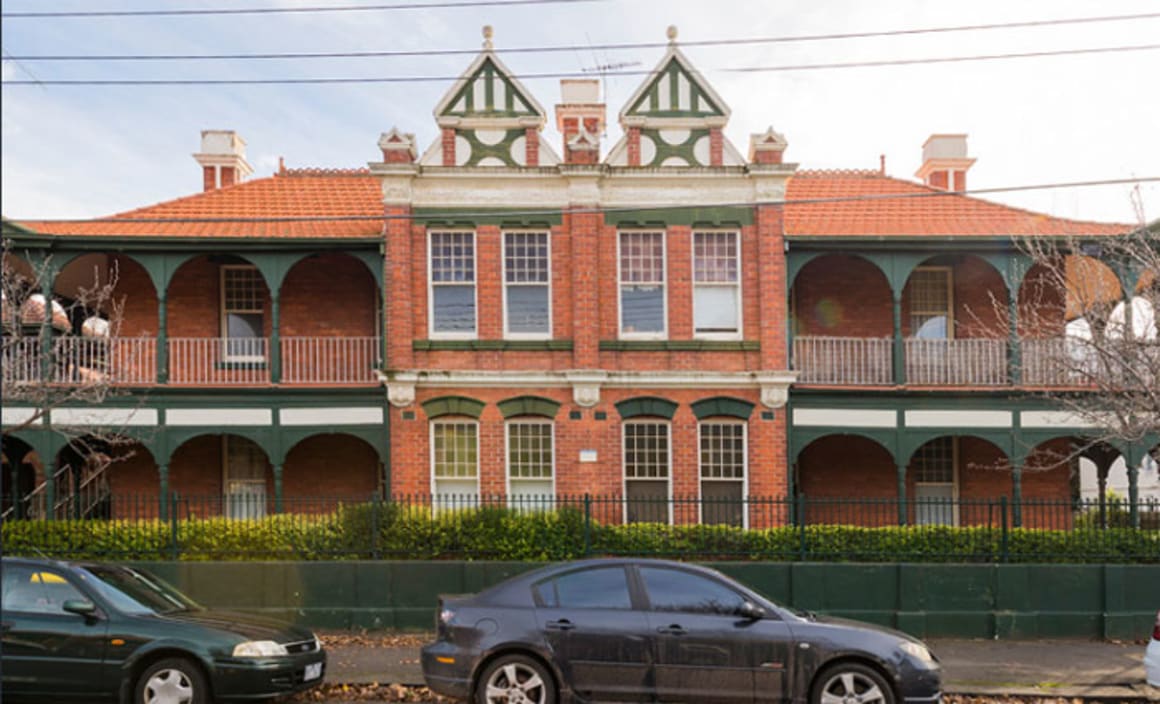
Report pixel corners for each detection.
[1,493,1157,563]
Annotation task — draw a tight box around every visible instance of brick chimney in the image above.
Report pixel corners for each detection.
[749,127,788,165]
[378,127,417,164]
[555,79,604,165]
[915,134,975,192]
[193,130,254,191]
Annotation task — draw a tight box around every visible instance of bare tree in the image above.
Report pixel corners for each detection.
[2,230,143,518]
[1014,220,1159,448]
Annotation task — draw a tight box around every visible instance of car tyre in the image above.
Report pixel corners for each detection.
[476,654,556,704]
[811,662,895,704]
[136,657,209,704]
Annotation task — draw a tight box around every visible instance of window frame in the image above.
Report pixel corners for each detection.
[638,565,749,616]
[505,418,556,508]
[622,419,673,524]
[427,229,479,340]
[912,436,960,526]
[908,265,955,340]
[219,264,267,362]
[617,230,668,340]
[691,229,742,340]
[697,419,748,528]
[501,230,553,340]
[222,435,268,519]
[429,418,481,498]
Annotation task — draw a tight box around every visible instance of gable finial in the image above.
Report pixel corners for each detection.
[482,25,494,50]
[666,25,678,45]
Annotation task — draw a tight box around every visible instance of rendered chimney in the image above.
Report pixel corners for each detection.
[193,130,254,191]
[915,134,975,192]
[555,79,605,165]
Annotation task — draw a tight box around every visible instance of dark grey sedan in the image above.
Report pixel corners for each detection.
[422,558,940,704]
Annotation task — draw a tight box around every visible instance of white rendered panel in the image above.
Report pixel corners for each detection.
[792,408,896,428]
[279,407,384,426]
[905,410,1012,428]
[167,408,273,426]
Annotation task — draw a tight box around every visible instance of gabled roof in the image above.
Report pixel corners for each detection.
[784,170,1130,237]
[20,169,384,239]
[436,54,544,121]
[620,42,729,123]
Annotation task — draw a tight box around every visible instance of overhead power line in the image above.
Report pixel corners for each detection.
[18,177,1159,225]
[3,44,1157,86]
[1,0,597,19]
[8,12,1158,61]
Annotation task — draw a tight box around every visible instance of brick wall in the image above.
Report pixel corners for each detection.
[279,254,376,337]
[793,255,893,337]
[283,434,380,500]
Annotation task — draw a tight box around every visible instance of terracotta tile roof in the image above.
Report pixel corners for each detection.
[18,165,1131,239]
[22,168,384,239]
[784,169,1131,237]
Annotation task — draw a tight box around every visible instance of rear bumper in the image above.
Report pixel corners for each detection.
[421,641,477,700]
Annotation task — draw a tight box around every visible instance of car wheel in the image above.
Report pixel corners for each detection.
[136,657,209,704]
[812,662,895,704]
[476,655,556,704]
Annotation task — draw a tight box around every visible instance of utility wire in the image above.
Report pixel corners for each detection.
[19,177,1159,225]
[4,44,1157,85]
[1,0,598,19]
[8,12,1157,61]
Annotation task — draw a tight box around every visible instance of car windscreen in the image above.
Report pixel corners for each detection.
[78,566,201,615]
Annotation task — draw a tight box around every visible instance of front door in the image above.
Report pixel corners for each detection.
[1,564,110,698]
[639,565,792,704]
[534,565,653,702]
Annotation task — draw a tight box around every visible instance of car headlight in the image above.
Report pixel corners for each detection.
[233,640,289,657]
[899,641,935,665]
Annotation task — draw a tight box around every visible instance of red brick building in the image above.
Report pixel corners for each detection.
[4,31,1154,528]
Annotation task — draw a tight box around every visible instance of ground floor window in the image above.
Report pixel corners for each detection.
[507,420,553,510]
[223,436,268,519]
[699,421,746,527]
[624,421,670,524]
[431,420,479,506]
[912,437,958,526]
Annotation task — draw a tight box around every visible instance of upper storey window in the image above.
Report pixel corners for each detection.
[909,267,953,339]
[503,231,551,338]
[429,231,477,337]
[220,265,266,362]
[619,231,666,338]
[693,231,741,338]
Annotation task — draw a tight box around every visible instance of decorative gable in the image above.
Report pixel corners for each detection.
[624,55,726,120]
[439,56,540,119]
[606,26,743,169]
[420,26,560,168]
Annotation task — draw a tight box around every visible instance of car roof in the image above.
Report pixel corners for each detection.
[474,558,733,603]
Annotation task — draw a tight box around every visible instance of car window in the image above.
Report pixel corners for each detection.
[640,567,747,615]
[535,566,633,610]
[1,565,86,615]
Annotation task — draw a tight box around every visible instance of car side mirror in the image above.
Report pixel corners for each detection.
[738,601,765,621]
[63,599,97,619]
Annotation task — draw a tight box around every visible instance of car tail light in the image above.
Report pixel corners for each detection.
[1153,610,1160,641]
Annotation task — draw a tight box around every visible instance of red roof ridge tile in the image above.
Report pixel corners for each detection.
[792,168,883,178]
[278,167,373,177]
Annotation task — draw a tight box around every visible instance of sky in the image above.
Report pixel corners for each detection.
[2,0,1159,225]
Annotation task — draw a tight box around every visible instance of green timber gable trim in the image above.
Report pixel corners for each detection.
[412,208,563,228]
[440,57,540,119]
[616,396,679,420]
[600,340,757,352]
[422,395,485,419]
[625,56,725,119]
[637,128,710,167]
[414,340,573,351]
[691,396,755,420]
[608,206,752,228]
[497,396,561,419]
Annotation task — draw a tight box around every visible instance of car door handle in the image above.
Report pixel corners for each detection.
[656,625,686,636]
[546,619,575,631]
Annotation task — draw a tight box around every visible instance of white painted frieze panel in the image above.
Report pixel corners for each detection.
[167,408,273,426]
[904,410,1012,428]
[279,407,384,426]
[792,408,897,428]
[52,408,158,427]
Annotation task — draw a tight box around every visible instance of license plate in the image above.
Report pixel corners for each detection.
[304,663,322,681]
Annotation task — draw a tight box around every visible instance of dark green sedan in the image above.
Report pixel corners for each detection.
[1,557,326,703]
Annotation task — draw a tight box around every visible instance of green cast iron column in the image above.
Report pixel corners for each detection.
[1007,294,1021,384]
[158,463,169,520]
[273,463,283,513]
[892,296,904,384]
[1127,459,1140,529]
[896,463,907,525]
[270,295,281,383]
[1011,463,1023,528]
[157,296,168,383]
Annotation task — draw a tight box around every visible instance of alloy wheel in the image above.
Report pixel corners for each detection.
[484,662,547,704]
[819,670,888,704]
[144,668,195,704]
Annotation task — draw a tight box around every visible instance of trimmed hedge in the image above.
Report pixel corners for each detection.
[3,502,1158,563]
